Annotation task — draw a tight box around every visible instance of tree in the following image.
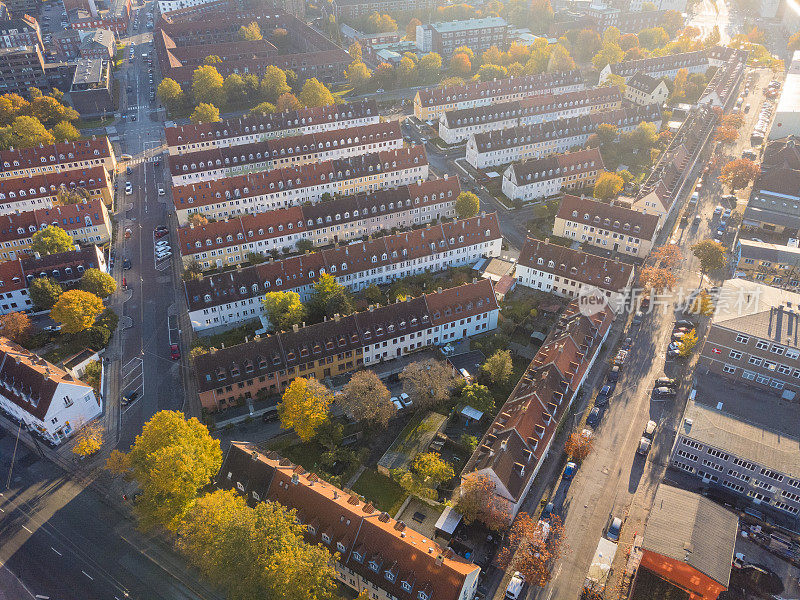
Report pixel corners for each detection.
[691,239,727,279]
[80,268,117,298]
[721,112,745,129]
[714,125,738,144]
[190,103,221,124]
[82,360,101,393]
[364,11,396,33]
[497,514,566,587]
[573,29,602,63]
[460,383,494,414]
[250,101,275,115]
[262,290,306,331]
[29,277,62,309]
[0,311,31,342]
[1,115,54,149]
[238,21,262,41]
[191,65,225,107]
[593,171,624,200]
[789,30,800,52]
[718,158,760,191]
[260,66,291,102]
[690,290,714,316]
[529,0,554,33]
[678,328,698,357]
[482,46,503,66]
[595,123,619,146]
[187,213,209,227]
[104,448,130,475]
[276,92,301,112]
[345,60,372,90]
[31,225,74,255]
[30,95,77,126]
[308,272,352,322]
[51,120,79,142]
[363,283,384,305]
[548,44,576,71]
[704,24,721,48]
[278,377,333,441]
[298,78,334,108]
[659,10,684,37]
[454,191,480,218]
[296,238,315,253]
[396,56,417,87]
[203,55,222,65]
[456,473,509,530]
[348,41,363,62]
[399,358,454,410]
[72,420,103,458]
[482,349,513,385]
[640,266,677,290]
[477,64,508,81]
[592,42,624,69]
[222,74,246,105]
[412,452,454,487]
[418,53,442,83]
[372,62,396,89]
[339,369,395,427]
[50,290,104,333]
[638,27,669,50]
[157,78,185,112]
[406,17,422,40]
[619,33,639,51]
[565,430,593,462]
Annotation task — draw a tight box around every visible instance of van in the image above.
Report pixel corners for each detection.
[505,572,525,599]
[459,368,471,381]
[120,153,133,161]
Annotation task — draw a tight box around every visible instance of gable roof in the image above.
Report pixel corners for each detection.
[557,194,659,240]
[626,71,663,95]
[508,148,603,186]
[643,484,737,586]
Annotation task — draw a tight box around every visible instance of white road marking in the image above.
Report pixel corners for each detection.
[35,595,50,599]
[51,547,62,556]
[22,525,33,533]
[82,570,94,581]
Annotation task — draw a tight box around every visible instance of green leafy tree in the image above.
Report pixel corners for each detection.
[455,191,480,218]
[363,283,384,305]
[191,65,225,107]
[260,66,291,102]
[308,273,353,322]
[126,410,222,532]
[298,78,335,107]
[659,10,684,37]
[238,21,262,41]
[339,369,395,427]
[50,290,104,333]
[222,74,246,105]
[396,56,417,87]
[157,78,185,113]
[278,377,333,441]
[547,44,576,72]
[50,120,79,142]
[638,27,669,50]
[478,64,508,81]
[80,268,117,298]
[345,60,372,90]
[399,358,454,410]
[250,101,275,115]
[0,115,54,149]
[412,452,454,487]
[29,277,62,309]
[593,171,624,200]
[460,382,494,414]
[593,42,624,69]
[262,290,306,331]
[691,239,727,281]
[417,52,442,83]
[31,225,74,255]
[573,29,602,63]
[482,349,513,385]
[190,103,221,124]
[529,0,554,33]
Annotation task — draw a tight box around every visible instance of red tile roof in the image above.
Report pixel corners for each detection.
[425,278,498,326]
[557,194,659,241]
[0,138,113,173]
[0,167,110,205]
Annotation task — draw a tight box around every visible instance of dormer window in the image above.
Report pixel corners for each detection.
[321,533,331,544]
[307,525,316,535]
[369,560,380,573]
[353,551,363,563]
[402,581,413,592]
[337,541,346,552]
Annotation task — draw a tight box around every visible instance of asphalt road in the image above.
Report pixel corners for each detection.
[113,1,186,449]
[0,430,212,600]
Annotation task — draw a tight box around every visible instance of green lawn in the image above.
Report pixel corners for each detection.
[352,468,407,515]
[193,322,261,350]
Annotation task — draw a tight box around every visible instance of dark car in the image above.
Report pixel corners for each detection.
[653,386,677,399]
[123,258,132,270]
[607,365,620,382]
[541,501,555,521]
[126,166,132,175]
[596,384,614,406]
[654,377,678,389]
[121,391,138,406]
[563,462,577,480]
[262,410,279,423]
[586,406,601,427]
[675,319,695,329]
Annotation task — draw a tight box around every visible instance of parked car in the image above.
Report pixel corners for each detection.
[262,410,279,422]
[606,517,622,542]
[621,337,633,350]
[631,310,644,326]
[587,407,601,427]
[637,437,652,455]
[170,344,181,360]
[123,258,132,270]
[675,319,695,329]
[607,365,620,382]
[391,397,403,410]
[653,386,677,399]
[125,182,133,195]
[563,462,577,480]
[155,229,168,238]
[44,324,61,333]
[643,420,657,439]
[595,384,614,407]
[399,392,412,408]
[654,377,678,389]
[505,572,525,600]
[121,391,138,406]
[541,501,555,521]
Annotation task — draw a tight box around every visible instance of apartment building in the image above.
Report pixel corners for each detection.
[165,100,379,156]
[21,245,107,287]
[173,146,429,225]
[0,259,32,313]
[515,237,633,306]
[463,296,615,518]
[0,45,47,95]
[0,138,116,181]
[466,104,662,169]
[734,239,800,287]
[0,15,43,50]
[184,214,502,331]
[168,121,403,186]
[438,87,622,144]
[769,51,800,140]
[0,167,113,215]
[195,279,498,409]
[0,199,111,262]
[178,178,459,269]
[217,443,482,600]
[415,17,507,58]
[742,148,800,234]
[624,71,670,107]
[501,148,603,202]
[413,71,585,122]
[329,0,438,20]
[601,49,709,82]
[0,337,101,445]
[553,194,659,259]
[671,369,800,519]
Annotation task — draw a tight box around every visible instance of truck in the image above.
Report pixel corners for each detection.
[582,537,618,596]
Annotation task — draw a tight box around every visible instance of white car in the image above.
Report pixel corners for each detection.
[391,397,403,410]
[156,251,172,260]
[125,183,133,195]
[158,186,165,196]
[399,392,412,407]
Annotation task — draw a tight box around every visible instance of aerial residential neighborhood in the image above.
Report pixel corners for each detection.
[1,0,800,598]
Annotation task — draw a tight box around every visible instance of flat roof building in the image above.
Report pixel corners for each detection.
[770,51,800,140]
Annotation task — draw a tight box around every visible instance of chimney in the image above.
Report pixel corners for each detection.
[472,277,477,283]
[514,462,525,477]
[437,286,442,294]
[535,424,546,438]
[334,313,340,322]
[435,553,444,566]
[292,323,299,332]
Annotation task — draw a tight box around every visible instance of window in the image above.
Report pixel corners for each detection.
[760,468,784,482]
[707,448,729,460]
[723,364,736,374]
[742,370,756,380]
[682,438,703,450]
[729,350,742,360]
[735,334,750,344]
[755,340,770,350]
